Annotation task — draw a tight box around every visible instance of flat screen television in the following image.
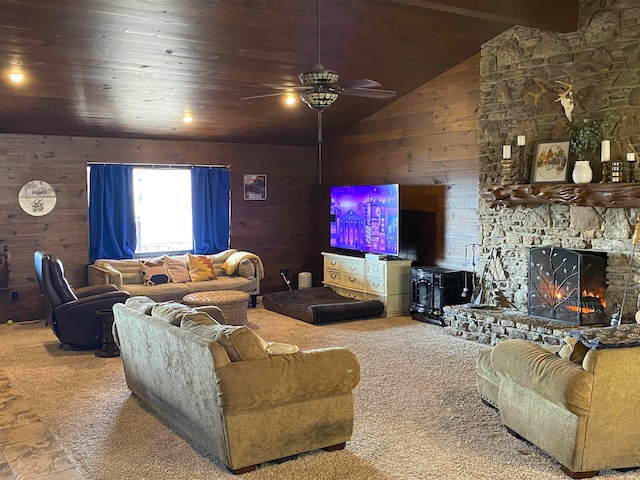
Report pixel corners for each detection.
[330,184,399,256]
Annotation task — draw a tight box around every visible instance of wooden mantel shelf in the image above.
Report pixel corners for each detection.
[482,183,640,208]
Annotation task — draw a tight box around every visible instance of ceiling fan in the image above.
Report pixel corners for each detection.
[241,0,396,181]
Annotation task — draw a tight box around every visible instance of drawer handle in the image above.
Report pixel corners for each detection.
[371,282,381,288]
[348,266,357,271]
[348,276,357,282]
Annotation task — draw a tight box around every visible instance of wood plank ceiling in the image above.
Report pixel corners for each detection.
[0,0,577,146]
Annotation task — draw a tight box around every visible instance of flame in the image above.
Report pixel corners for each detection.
[565,289,606,314]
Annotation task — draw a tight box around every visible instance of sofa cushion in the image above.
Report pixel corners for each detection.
[180,319,268,362]
[557,336,589,364]
[152,301,197,326]
[187,254,218,282]
[125,296,156,315]
[141,259,171,286]
[120,282,190,302]
[163,254,191,283]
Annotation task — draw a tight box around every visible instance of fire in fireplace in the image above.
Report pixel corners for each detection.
[528,246,607,325]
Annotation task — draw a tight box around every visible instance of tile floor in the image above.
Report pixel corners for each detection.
[0,372,84,480]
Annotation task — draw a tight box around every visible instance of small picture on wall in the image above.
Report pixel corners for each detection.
[531,140,570,183]
[244,174,267,200]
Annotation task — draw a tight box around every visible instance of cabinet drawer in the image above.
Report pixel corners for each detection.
[365,276,386,294]
[340,272,364,290]
[324,268,340,284]
[366,261,385,277]
[338,288,365,300]
[324,256,343,270]
[342,259,364,275]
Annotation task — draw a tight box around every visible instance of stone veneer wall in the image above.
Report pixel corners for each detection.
[478,0,640,322]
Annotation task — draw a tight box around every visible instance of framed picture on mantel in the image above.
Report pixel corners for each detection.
[531,140,570,183]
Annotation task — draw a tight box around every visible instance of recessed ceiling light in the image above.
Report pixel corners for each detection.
[182,115,193,123]
[9,73,24,83]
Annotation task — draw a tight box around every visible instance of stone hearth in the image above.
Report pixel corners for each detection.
[442,304,613,347]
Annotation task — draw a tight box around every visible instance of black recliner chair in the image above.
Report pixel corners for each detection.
[34,251,130,349]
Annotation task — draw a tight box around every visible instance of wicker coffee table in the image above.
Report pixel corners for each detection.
[183,290,250,326]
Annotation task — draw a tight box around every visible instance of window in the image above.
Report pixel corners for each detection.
[88,164,231,262]
[133,168,193,254]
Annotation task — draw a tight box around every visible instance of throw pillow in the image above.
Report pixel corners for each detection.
[187,253,218,282]
[237,259,255,278]
[557,336,589,364]
[152,301,197,326]
[180,319,268,362]
[163,254,191,283]
[140,259,170,286]
[181,311,220,326]
[125,296,156,315]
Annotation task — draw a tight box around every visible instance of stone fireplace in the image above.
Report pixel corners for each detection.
[444,1,640,346]
[474,0,640,323]
[528,246,607,325]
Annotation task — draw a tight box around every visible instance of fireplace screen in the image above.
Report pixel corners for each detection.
[528,247,607,325]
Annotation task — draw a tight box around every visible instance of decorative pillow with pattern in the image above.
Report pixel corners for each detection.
[187,253,218,282]
[140,259,170,286]
[163,254,191,283]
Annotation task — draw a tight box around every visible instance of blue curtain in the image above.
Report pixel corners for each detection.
[89,164,136,262]
[191,167,231,254]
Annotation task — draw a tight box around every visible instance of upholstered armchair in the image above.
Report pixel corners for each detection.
[34,251,130,349]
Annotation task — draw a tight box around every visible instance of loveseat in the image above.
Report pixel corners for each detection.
[477,325,640,478]
[112,296,361,474]
[89,249,262,306]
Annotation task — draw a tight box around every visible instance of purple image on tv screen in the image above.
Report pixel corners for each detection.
[330,184,399,255]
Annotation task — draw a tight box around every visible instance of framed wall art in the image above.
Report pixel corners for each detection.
[531,140,570,183]
[243,174,267,200]
[18,179,57,216]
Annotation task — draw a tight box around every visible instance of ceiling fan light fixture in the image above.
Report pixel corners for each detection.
[298,64,339,86]
[300,88,339,112]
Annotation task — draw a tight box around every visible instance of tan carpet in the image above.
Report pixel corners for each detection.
[1,308,638,480]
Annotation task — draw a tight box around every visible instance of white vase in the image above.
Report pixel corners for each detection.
[572,161,593,184]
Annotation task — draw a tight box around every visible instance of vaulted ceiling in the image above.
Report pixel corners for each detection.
[1,0,577,146]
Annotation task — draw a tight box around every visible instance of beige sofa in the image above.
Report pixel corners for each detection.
[88,249,261,306]
[112,296,361,474]
[477,326,640,478]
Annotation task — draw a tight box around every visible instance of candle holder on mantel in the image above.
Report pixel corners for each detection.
[627,153,637,183]
[501,144,512,186]
[600,160,610,184]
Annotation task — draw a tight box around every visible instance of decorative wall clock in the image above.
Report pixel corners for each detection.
[18,180,57,216]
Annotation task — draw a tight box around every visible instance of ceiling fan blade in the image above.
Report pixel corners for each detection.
[241,92,290,100]
[339,79,382,89]
[262,84,310,91]
[341,88,397,99]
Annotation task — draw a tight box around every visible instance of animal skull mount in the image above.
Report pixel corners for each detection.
[555,80,574,122]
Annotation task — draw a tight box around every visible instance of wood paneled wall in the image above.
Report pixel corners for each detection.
[321,54,481,270]
[0,135,316,322]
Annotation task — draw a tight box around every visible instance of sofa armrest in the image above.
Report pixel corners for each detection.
[88,264,123,289]
[54,291,130,319]
[216,347,360,414]
[491,339,593,415]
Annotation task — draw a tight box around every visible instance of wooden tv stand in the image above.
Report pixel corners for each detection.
[322,252,412,316]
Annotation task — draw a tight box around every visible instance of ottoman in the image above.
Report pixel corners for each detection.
[183,290,250,326]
